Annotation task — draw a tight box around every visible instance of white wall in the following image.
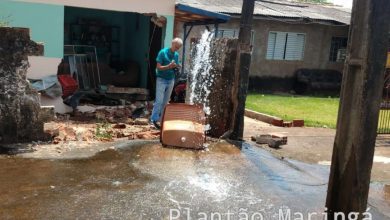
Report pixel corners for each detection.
[16,0,175,15]
[27,56,72,114]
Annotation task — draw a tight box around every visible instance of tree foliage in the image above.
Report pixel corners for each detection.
[0,13,11,27]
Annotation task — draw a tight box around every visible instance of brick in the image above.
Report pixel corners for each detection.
[293,119,305,127]
[272,119,284,127]
[283,121,293,127]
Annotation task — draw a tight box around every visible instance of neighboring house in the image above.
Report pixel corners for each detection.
[175,0,351,92]
[0,0,175,112]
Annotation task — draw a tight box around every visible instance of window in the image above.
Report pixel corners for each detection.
[217,28,255,45]
[266,31,306,61]
[329,37,348,62]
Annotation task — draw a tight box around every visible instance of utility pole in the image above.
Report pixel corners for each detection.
[231,0,255,140]
[326,0,390,218]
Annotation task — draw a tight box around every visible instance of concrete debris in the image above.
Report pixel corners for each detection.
[40,106,56,122]
[43,113,159,145]
[113,123,126,129]
[70,103,152,122]
[268,132,288,145]
[136,131,160,139]
[77,105,97,113]
[251,134,286,149]
[44,123,60,138]
[134,118,149,125]
[58,127,77,141]
[125,118,134,125]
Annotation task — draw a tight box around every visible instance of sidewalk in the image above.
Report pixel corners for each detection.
[243,116,390,183]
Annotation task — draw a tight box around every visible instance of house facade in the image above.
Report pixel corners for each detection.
[175,0,351,92]
[0,0,176,88]
[0,0,176,112]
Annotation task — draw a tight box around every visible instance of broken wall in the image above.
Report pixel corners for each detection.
[207,38,239,137]
[0,27,48,144]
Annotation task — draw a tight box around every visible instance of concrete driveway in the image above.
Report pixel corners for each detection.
[0,117,388,219]
[243,117,390,183]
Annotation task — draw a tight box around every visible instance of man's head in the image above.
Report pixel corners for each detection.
[171,38,183,52]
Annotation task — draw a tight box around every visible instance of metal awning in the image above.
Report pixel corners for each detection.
[175,3,230,24]
[175,4,231,73]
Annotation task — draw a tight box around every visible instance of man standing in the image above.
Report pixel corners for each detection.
[150,38,183,129]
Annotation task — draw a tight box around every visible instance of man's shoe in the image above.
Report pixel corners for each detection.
[153,121,161,130]
[150,120,161,130]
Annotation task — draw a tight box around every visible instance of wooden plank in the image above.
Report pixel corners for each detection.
[106,85,149,95]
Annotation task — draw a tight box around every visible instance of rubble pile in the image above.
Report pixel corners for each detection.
[44,102,159,144]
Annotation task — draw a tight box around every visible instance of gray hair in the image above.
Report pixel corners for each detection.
[172,38,183,45]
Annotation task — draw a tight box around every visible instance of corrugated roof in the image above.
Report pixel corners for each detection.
[176,0,351,25]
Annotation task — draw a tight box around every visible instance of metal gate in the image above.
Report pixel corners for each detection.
[378,67,390,134]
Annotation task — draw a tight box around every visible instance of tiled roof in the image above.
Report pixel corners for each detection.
[176,0,351,25]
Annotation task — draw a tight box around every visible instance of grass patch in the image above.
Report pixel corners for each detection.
[95,122,113,140]
[246,93,340,128]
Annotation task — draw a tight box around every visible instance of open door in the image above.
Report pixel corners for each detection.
[147,21,163,100]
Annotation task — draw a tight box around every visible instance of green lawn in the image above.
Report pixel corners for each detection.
[246,93,340,128]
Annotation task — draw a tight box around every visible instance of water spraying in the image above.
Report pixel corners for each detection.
[188,30,215,116]
[186,30,239,137]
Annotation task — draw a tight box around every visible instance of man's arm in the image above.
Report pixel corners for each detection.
[157,62,177,71]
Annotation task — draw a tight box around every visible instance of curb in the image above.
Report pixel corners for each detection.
[245,109,304,127]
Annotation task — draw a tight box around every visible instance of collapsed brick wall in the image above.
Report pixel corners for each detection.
[0,27,46,144]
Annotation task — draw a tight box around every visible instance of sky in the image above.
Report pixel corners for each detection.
[331,0,353,8]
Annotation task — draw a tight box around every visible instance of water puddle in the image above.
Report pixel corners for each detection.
[0,141,388,219]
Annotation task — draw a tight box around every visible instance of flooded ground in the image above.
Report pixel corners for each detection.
[0,141,389,219]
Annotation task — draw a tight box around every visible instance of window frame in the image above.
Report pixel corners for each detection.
[328,36,348,63]
[266,31,306,61]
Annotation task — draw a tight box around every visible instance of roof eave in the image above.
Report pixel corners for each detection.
[227,13,349,26]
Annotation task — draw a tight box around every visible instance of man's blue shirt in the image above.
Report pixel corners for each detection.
[156,48,179,80]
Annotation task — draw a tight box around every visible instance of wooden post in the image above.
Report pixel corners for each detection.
[230,0,255,140]
[326,0,390,218]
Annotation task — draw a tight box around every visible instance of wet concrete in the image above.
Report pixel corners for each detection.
[0,141,389,219]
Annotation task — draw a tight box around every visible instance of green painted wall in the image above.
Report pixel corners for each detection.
[0,1,64,58]
[65,7,150,88]
[126,14,150,88]
[163,15,174,48]
[0,1,173,88]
